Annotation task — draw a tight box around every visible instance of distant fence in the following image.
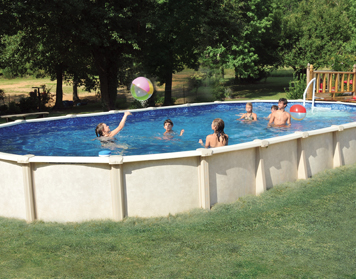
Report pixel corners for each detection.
[306,63,356,100]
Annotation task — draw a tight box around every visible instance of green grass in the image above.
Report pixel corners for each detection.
[228,77,291,100]
[1,164,356,278]
[0,75,92,95]
[270,68,294,77]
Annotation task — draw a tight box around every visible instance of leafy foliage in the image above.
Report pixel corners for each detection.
[202,0,282,82]
[279,0,352,73]
[285,74,306,99]
[0,0,355,108]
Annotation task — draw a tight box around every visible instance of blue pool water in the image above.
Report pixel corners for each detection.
[1,102,356,157]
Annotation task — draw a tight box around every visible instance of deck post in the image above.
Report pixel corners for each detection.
[353,65,356,96]
[307,64,313,99]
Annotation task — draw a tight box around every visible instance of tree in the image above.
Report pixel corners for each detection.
[346,0,356,67]
[140,0,203,105]
[72,0,148,110]
[0,0,97,108]
[1,0,149,111]
[279,0,352,74]
[201,0,282,83]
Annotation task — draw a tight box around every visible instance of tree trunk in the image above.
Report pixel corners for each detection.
[92,48,119,111]
[163,70,173,106]
[73,74,79,101]
[234,66,239,84]
[54,63,63,109]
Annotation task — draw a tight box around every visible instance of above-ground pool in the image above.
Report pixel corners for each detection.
[1,100,356,223]
[1,101,356,157]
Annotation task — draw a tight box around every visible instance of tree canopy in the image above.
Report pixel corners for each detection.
[0,0,355,109]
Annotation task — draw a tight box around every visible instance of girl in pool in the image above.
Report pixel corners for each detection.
[95,111,132,138]
[199,118,228,148]
[238,102,257,121]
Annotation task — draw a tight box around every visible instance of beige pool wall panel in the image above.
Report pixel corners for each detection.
[123,157,200,218]
[303,133,334,177]
[262,139,298,189]
[337,126,356,165]
[0,158,27,220]
[33,163,112,222]
[208,148,256,206]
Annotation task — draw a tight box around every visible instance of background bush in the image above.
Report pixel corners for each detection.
[285,74,306,99]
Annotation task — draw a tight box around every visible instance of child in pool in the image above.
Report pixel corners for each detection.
[267,105,278,119]
[163,119,184,137]
[239,102,257,121]
[268,98,291,126]
[95,111,132,138]
[199,118,228,148]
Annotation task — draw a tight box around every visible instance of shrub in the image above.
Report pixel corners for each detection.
[188,73,207,95]
[129,99,144,109]
[18,96,38,112]
[209,76,232,101]
[0,89,5,104]
[285,74,306,99]
[8,101,21,114]
[0,104,8,113]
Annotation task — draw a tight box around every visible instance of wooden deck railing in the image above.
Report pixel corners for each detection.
[306,63,356,100]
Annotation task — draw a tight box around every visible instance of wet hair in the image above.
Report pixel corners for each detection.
[246,102,253,111]
[212,118,228,143]
[271,105,278,110]
[95,123,105,137]
[279,98,288,106]
[164,119,173,126]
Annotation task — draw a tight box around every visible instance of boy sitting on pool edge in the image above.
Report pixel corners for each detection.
[268,98,291,126]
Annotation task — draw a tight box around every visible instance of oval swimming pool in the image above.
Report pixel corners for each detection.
[1,101,356,157]
[2,100,356,223]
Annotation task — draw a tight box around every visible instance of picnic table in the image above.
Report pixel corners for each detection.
[1,112,49,122]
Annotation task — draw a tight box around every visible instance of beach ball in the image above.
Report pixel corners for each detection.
[290,104,307,121]
[130,77,154,101]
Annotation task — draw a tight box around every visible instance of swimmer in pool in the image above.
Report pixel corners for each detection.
[268,98,291,126]
[95,111,132,138]
[199,118,228,148]
[163,119,184,139]
[267,105,278,119]
[238,102,257,121]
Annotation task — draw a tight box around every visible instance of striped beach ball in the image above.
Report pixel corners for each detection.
[130,77,154,101]
[290,104,307,121]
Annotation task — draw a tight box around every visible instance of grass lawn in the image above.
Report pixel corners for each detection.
[229,77,292,100]
[0,76,76,95]
[1,164,356,278]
